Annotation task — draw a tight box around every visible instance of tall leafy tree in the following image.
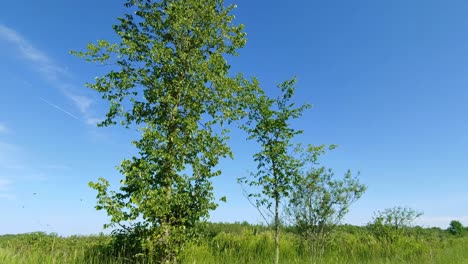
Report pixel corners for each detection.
[239,78,309,264]
[72,0,254,262]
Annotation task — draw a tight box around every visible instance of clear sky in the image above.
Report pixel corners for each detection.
[1,0,468,236]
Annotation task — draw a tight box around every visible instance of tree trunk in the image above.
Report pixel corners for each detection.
[275,193,279,264]
[271,156,280,264]
[162,93,181,264]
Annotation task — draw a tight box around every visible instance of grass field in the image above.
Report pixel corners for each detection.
[1,223,467,264]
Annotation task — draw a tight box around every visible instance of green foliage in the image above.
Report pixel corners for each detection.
[238,78,310,264]
[448,220,464,236]
[72,0,256,262]
[368,206,423,243]
[287,148,366,256]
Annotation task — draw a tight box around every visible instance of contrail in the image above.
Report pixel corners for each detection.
[39,97,80,120]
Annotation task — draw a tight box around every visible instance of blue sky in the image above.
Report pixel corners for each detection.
[1,0,468,235]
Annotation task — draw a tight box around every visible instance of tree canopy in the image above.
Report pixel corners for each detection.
[72,0,257,262]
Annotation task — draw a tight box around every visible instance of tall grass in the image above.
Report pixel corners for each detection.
[1,224,467,264]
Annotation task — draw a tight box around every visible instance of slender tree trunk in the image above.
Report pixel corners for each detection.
[272,158,280,264]
[275,193,279,264]
[270,155,280,264]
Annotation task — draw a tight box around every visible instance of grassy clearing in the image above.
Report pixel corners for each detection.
[1,223,467,263]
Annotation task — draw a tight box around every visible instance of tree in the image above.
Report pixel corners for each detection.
[369,206,423,242]
[238,78,309,264]
[286,146,366,256]
[72,0,255,262]
[372,206,423,229]
[448,220,464,236]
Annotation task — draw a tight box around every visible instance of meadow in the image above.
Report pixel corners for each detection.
[1,222,467,264]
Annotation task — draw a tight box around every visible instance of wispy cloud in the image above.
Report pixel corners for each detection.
[0,123,8,133]
[0,25,49,62]
[0,24,100,125]
[68,94,92,114]
[0,24,69,84]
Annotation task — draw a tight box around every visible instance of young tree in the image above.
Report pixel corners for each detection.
[372,206,423,229]
[368,206,423,242]
[287,146,366,256]
[239,78,309,264]
[72,0,254,262]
